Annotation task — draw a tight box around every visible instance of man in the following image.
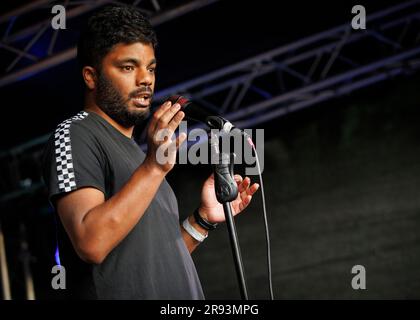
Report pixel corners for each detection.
[42,5,259,299]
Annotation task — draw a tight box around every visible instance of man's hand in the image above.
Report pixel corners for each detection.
[198,174,260,223]
[144,100,187,174]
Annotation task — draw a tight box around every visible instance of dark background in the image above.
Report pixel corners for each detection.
[1,0,420,300]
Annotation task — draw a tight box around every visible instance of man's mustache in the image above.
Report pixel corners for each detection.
[129,87,153,99]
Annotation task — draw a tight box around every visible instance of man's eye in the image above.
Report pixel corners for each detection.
[121,66,134,71]
[148,67,156,73]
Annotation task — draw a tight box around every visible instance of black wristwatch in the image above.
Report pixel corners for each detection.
[193,208,218,231]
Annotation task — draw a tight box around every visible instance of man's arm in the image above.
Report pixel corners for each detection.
[56,101,186,264]
[57,162,165,264]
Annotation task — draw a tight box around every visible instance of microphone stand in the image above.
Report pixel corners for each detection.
[208,129,249,300]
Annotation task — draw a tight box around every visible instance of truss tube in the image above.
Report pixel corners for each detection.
[233,67,409,129]
[149,9,420,100]
[0,0,52,24]
[0,47,77,88]
[4,0,111,43]
[0,222,11,300]
[150,0,220,25]
[225,46,420,121]
[0,0,220,88]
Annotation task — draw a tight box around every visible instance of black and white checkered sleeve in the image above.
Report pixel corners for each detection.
[42,112,106,203]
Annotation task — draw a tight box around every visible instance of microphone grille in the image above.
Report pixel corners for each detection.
[168,95,191,109]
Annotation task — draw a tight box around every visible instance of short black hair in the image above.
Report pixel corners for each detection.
[77,5,158,70]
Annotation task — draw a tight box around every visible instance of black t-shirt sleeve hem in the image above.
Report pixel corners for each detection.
[49,183,106,209]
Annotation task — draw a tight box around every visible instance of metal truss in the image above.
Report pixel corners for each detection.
[151,0,420,129]
[0,0,220,87]
[1,0,420,204]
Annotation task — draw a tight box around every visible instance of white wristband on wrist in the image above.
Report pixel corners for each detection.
[182,217,208,242]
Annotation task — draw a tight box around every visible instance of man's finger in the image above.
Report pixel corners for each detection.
[248,183,259,195]
[240,181,258,199]
[175,132,187,150]
[149,101,172,135]
[235,175,243,187]
[245,195,252,205]
[166,110,185,133]
[238,177,250,193]
[157,103,182,130]
[238,195,251,212]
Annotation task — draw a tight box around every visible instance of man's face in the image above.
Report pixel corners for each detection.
[95,42,156,128]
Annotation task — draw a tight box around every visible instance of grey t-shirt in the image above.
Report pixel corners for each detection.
[42,110,204,300]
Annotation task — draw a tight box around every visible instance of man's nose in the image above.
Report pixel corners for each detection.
[136,69,153,87]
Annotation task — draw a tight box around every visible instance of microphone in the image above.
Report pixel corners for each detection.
[166,95,243,135]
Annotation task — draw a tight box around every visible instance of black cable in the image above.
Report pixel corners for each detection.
[246,135,274,300]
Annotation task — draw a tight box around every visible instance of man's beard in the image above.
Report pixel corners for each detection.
[95,71,152,128]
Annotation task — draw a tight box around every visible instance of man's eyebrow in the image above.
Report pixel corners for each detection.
[115,58,139,66]
[115,58,157,66]
[147,58,157,66]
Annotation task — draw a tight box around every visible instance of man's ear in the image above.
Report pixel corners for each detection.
[82,66,97,90]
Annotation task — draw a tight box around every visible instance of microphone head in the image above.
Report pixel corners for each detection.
[167,95,191,110]
[164,95,242,135]
[165,95,212,124]
[206,116,229,130]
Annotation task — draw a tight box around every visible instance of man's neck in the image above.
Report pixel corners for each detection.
[84,102,134,139]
